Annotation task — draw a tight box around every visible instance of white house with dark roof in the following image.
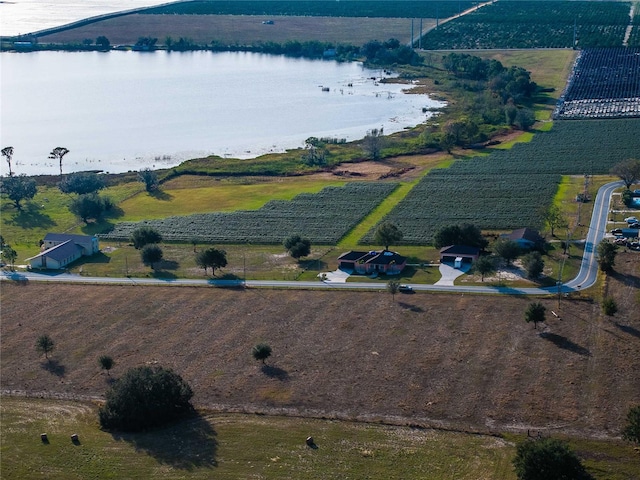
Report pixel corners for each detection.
[26,233,99,270]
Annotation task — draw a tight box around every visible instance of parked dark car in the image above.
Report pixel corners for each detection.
[611,228,623,235]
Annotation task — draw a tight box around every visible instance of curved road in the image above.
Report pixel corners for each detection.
[2,181,624,296]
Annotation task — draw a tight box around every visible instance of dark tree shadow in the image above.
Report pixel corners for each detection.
[3,271,29,285]
[111,414,217,470]
[261,364,289,381]
[149,190,173,201]
[3,203,55,229]
[397,302,423,312]
[157,259,179,271]
[299,259,329,271]
[151,270,178,280]
[614,322,640,339]
[539,332,591,356]
[41,359,66,377]
[610,270,640,287]
[71,252,112,268]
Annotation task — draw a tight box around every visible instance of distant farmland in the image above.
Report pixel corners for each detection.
[554,47,640,119]
[421,0,633,49]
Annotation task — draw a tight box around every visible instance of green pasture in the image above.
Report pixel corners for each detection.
[0,396,515,480]
[118,176,346,222]
[2,397,637,480]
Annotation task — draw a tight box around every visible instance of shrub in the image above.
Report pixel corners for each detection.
[99,365,193,432]
[602,297,617,316]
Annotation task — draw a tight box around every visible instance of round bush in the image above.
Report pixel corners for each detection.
[99,365,193,432]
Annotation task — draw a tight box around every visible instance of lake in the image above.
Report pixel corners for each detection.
[0,0,162,37]
[0,50,444,176]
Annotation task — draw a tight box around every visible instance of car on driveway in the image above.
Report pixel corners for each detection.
[398,284,414,293]
[629,223,640,229]
[624,216,638,223]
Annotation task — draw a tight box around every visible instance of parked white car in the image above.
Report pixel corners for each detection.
[624,216,638,223]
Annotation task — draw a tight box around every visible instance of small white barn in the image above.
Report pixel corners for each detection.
[26,233,99,270]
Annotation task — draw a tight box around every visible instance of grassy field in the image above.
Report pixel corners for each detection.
[38,15,421,47]
[1,251,639,478]
[2,397,639,479]
[0,397,518,479]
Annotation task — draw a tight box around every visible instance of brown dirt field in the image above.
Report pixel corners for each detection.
[1,252,638,439]
[39,15,421,46]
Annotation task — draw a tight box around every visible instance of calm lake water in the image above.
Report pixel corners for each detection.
[0,0,162,36]
[1,51,444,176]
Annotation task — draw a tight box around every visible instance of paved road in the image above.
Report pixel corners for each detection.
[1,181,624,296]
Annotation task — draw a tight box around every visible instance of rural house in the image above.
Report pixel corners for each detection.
[338,250,407,275]
[439,245,480,266]
[502,228,545,250]
[26,233,99,270]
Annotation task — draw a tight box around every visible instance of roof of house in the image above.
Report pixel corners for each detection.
[339,250,407,265]
[25,240,82,262]
[506,228,543,244]
[44,233,95,243]
[439,245,480,256]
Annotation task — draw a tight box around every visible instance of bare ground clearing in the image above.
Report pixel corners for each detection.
[1,253,638,439]
[38,15,420,46]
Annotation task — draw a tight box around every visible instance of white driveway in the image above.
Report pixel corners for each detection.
[319,269,351,283]
[434,262,471,286]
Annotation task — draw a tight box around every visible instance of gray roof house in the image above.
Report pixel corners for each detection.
[26,233,99,270]
[503,228,545,250]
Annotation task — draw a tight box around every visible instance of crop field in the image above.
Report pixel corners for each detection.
[553,48,640,119]
[363,118,640,244]
[100,182,398,244]
[143,0,475,19]
[421,1,632,49]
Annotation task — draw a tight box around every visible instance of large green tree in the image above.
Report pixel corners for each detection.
[374,222,403,251]
[284,235,311,260]
[99,365,194,432]
[141,244,163,270]
[596,240,617,272]
[611,158,640,189]
[493,239,521,266]
[138,168,159,192]
[362,128,384,160]
[59,172,106,195]
[433,224,488,250]
[512,437,591,480]
[522,251,544,280]
[131,226,162,249]
[69,193,110,223]
[540,204,567,237]
[1,245,18,270]
[195,247,227,275]
[474,255,496,282]
[0,174,37,210]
